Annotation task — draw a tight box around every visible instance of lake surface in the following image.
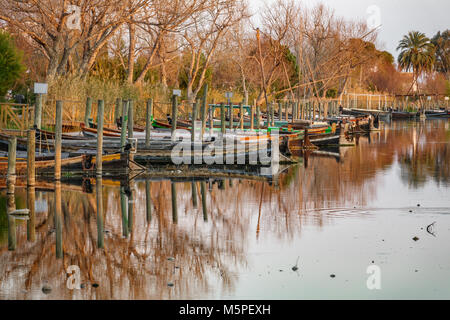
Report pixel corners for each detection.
[0,119,449,299]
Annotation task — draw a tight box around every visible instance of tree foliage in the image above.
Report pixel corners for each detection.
[0,31,25,98]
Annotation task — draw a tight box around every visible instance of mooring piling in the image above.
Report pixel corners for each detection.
[34,94,42,129]
[55,101,62,180]
[201,84,208,139]
[146,99,152,148]
[239,103,244,130]
[97,100,104,174]
[191,100,198,142]
[120,100,129,152]
[115,98,121,127]
[250,104,255,130]
[27,130,35,186]
[171,95,178,142]
[128,99,134,140]
[220,102,226,134]
[7,137,17,184]
[84,97,92,128]
[256,106,261,130]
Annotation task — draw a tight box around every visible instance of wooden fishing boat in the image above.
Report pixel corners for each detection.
[425,109,450,118]
[0,153,123,175]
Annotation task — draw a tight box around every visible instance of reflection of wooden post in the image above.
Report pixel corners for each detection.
[146,99,152,148]
[84,97,92,128]
[120,100,128,152]
[191,181,198,208]
[27,186,36,242]
[146,180,152,223]
[200,181,207,222]
[34,94,42,129]
[27,130,35,186]
[97,100,104,175]
[128,183,133,233]
[7,179,16,251]
[171,182,177,223]
[55,181,63,258]
[120,186,128,237]
[171,95,178,142]
[55,101,62,180]
[96,176,104,248]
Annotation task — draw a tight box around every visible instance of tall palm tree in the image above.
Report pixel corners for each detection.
[397,31,435,111]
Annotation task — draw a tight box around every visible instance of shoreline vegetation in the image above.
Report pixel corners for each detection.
[0,0,447,121]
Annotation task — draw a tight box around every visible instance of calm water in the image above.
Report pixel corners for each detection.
[0,119,449,300]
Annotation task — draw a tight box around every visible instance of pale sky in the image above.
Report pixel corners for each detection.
[250,0,450,59]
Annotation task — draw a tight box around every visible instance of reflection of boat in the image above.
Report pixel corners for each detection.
[391,111,418,119]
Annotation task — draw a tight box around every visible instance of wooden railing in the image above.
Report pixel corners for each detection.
[0,103,34,131]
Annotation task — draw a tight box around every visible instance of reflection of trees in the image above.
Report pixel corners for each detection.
[0,180,249,299]
[1,120,447,299]
[396,121,450,187]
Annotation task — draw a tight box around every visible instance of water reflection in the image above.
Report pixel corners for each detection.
[0,120,449,299]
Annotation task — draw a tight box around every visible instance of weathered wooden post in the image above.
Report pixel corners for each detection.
[96,176,104,249]
[96,100,104,174]
[228,102,233,130]
[146,99,152,148]
[171,94,178,142]
[191,181,198,208]
[220,102,226,134]
[27,130,35,186]
[146,180,152,223]
[201,84,208,139]
[191,100,198,142]
[128,99,134,140]
[55,180,63,258]
[84,97,92,128]
[120,100,128,152]
[250,104,255,130]
[171,182,177,223]
[55,101,62,180]
[120,186,128,237]
[239,103,244,130]
[209,103,214,135]
[256,105,261,130]
[278,102,282,121]
[34,94,42,129]
[7,138,16,184]
[27,186,36,242]
[200,181,207,222]
[271,103,275,126]
[115,98,121,127]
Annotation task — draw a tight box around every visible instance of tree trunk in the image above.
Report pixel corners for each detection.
[127,21,136,84]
